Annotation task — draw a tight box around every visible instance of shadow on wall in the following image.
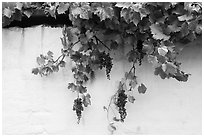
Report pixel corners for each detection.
[2,26,202,135]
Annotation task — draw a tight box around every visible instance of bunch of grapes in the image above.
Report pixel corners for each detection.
[73,98,84,124]
[115,89,128,122]
[99,52,113,79]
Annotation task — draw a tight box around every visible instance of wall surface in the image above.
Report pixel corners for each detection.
[2,26,202,135]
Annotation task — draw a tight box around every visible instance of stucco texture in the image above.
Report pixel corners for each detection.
[2,26,202,134]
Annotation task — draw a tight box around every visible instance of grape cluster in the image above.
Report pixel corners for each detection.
[115,90,127,122]
[73,98,84,124]
[99,52,113,80]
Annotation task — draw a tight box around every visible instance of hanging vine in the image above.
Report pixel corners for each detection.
[3,2,201,133]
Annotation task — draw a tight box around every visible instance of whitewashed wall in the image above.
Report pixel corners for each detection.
[2,26,202,135]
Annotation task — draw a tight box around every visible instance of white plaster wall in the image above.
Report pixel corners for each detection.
[2,26,202,135]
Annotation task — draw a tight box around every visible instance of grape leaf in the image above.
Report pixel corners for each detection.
[150,24,170,40]
[128,95,135,103]
[186,32,196,42]
[188,20,198,31]
[154,66,167,79]
[173,70,189,82]
[32,68,39,75]
[94,5,114,21]
[115,2,132,9]
[162,62,177,75]
[3,8,12,18]
[36,57,45,66]
[147,55,160,68]
[138,83,147,94]
[57,2,69,14]
[180,22,189,37]
[15,2,23,10]
[178,14,193,21]
[68,83,77,92]
[158,46,168,56]
[83,93,91,107]
[23,10,33,18]
[195,24,202,34]
[142,40,154,54]
[59,61,66,67]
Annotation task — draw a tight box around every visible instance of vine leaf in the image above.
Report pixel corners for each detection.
[150,24,170,40]
[154,66,167,79]
[59,61,66,67]
[94,4,114,21]
[15,2,23,10]
[32,68,39,75]
[115,2,132,9]
[36,57,45,66]
[178,14,193,21]
[128,95,135,103]
[83,93,91,107]
[57,3,69,14]
[158,46,168,56]
[138,83,147,94]
[23,10,33,18]
[3,8,12,18]
[162,62,177,75]
[68,83,77,92]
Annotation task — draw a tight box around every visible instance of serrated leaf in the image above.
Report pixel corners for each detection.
[32,68,39,75]
[59,61,66,67]
[115,2,132,9]
[77,85,87,93]
[94,6,114,21]
[186,32,197,42]
[3,8,12,18]
[162,62,177,75]
[178,14,193,21]
[180,22,189,37]
[142,40,154,54]
[188,20,198,31]
[158,46,168,56]
[147,55,160,68]
[128,95,135,103]
[150,24,170,40]
[173,70,189,82]
[129,78,137,89]
[154,66,167,79]
[138,83,147,94]
[57,3,69,14]
[52,65,59,72]
[68,83,77,92]
[83,93,91,107]
[195,24,202,34]
[15,2,23,10]
[36,57,45,66]
[47,51,53,57]
[23,10,33,18]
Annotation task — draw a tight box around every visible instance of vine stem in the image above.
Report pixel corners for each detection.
[94,36,111,51]
[106,95,117,123]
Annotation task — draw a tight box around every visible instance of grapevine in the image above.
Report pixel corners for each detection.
[73,98,84,124]
[2,1,201,133]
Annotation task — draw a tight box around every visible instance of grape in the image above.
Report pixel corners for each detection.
[73,98,84,124]
[98,52,113,80]
[115,90,127,122]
